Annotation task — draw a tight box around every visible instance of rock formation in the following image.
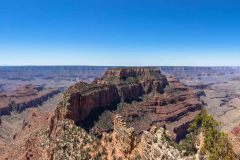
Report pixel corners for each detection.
[139,126,183,160]
[112,114,136,155]
[1,67,204,160]
[66,83,119,122]
[62,67,168,123]
[54,68,202,141]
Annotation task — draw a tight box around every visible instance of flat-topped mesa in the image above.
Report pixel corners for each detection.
[58,68,168,123]
[103,67,161,80]
[95,68,168,94]
[95,67,165,83]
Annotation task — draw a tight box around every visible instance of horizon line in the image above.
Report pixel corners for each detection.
[1,65,240,67]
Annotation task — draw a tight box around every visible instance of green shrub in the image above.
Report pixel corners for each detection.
[178,132,198,156]
[181,110,236,159]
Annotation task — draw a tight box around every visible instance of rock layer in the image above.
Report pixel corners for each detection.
[0,85,61,116]
[114,76,202,141]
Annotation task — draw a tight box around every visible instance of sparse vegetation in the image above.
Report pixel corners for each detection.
[161,130,179,149]
[91,111,113,135]
[178,131,198,156]
[160,110,236,159]
[178,110,236,159]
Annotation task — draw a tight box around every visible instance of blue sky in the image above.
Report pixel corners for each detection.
[0,0,240,66]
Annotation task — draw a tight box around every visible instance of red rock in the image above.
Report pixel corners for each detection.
[56,68,202,142]
[0,84,61,115]
[0,67,203,159]
[63,68,168,123]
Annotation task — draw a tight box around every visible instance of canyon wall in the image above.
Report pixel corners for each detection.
[67,83,119,122]
[0,85,61,116]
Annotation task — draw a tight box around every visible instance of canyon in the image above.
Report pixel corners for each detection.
[0,67,204,159]
[0,66,240,159]
[0,84,62,115]
[0,66,105,156]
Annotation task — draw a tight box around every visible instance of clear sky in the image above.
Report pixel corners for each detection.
[1,0,240,66]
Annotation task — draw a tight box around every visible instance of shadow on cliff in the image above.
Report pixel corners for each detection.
[76,98,142,138]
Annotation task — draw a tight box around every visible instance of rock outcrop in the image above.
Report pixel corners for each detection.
[139,126,182,160]
[62,67,168,124]
[111,116,198,160]
[112,115,136,155]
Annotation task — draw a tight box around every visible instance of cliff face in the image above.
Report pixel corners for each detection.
[67,83,119,122]
[62,68,168,124]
